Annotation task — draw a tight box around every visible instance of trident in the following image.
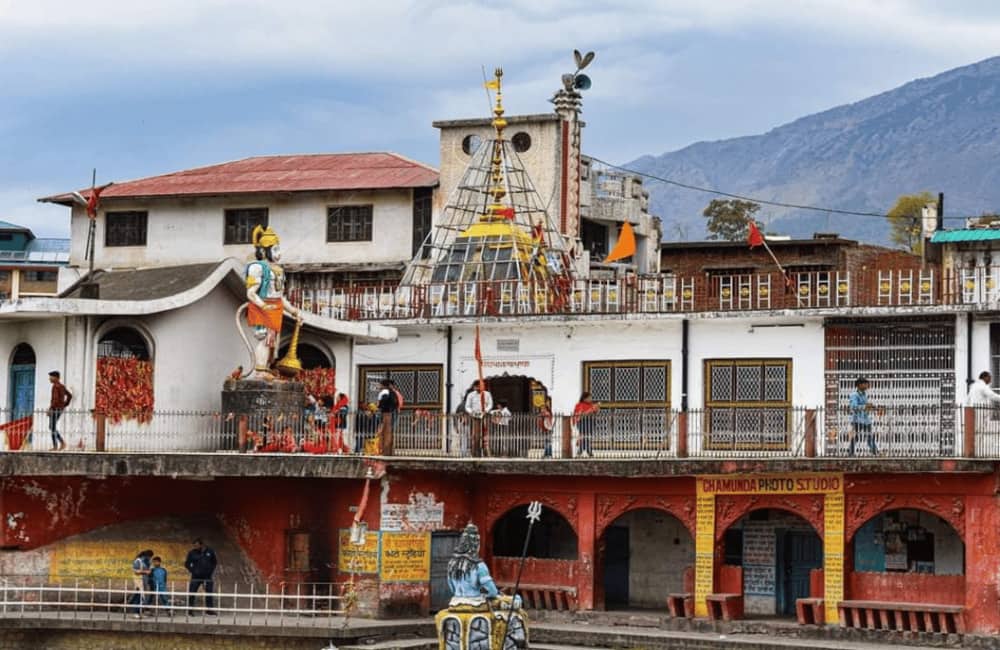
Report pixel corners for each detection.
[502,501,542,647]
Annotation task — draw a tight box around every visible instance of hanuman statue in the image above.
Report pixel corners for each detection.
[435,524,528,650]
[242,225,300,378]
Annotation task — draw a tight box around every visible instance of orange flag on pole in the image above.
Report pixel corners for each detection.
[748,221,765,248]
[604,222,636,263]
[474,325,486,413]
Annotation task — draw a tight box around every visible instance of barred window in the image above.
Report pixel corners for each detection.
[224,208,268,245]
[358,364,442,410]
[583,360,670,408]
[581,360,671,453]
[327,205,373,242]
[704,359,792,450]
[105,211,147,247]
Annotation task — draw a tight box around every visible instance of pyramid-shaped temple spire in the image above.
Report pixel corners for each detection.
[403,68,575,289]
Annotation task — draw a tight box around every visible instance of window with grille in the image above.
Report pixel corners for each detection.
[224,207,268,245]
[358,365,443,410]
[105,211,147,247]
[704,358,792,450]
[582,360,671,451]
[327,205,373,242]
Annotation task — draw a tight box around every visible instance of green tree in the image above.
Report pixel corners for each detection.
[887,192,935,254]
[702,199,761,241]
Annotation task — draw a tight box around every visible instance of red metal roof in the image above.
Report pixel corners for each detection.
[40,153,438,204]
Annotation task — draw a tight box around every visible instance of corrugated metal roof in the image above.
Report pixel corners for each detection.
[930,229,1000,243]
[39,153,439,204]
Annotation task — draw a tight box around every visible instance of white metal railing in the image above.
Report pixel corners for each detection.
[2,405,995,460]
[0,577,351,627]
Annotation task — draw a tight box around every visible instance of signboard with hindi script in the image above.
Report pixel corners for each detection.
[380,532,431,583]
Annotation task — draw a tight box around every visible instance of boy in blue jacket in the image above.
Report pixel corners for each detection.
[150,556,171,616]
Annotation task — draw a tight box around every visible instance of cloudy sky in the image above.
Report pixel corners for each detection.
[2,0,1000,236]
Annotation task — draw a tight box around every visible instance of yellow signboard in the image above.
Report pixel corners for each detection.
[693,494,715,618]
[49,541,191,584]
[380,532,431,583]
[694,473,845,624]
[823,492,845,623]
[338,529,380,574]
[697,473,843,495]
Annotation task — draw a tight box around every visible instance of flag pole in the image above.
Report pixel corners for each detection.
[749,220,792,286]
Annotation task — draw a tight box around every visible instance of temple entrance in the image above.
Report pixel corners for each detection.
[600,508,694,610]
[722,509,822,617]
[464,375,549,414]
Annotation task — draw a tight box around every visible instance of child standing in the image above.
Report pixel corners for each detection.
[150,556,171,616]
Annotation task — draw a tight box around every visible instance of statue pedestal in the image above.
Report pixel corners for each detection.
[221,379,305,452]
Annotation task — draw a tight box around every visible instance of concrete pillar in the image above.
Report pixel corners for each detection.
[964,407,976,458]
[804,409,817,458]
[94,411,106,452]
[964,495,1000,633]
[576,491,596,609]
[676,411,688,458]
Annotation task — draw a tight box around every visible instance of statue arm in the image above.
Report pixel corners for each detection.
[282,296,301,319]
[476,562,499,598]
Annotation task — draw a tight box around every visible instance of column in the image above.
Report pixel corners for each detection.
[577,492,596,609]
[694,494,715,617]
[823,493,844,623]
[965,495,1000,633]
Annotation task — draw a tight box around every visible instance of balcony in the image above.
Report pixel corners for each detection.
[286,266,1000,321]
[2,406,997,461]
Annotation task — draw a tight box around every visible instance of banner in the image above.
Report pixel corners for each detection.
[338,529,380,574]
[697,473,843,495]
[823,493,845,623]
[693,494,715,617]
[380,532,431,582]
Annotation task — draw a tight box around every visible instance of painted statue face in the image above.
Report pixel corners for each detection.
[270,244,282,262]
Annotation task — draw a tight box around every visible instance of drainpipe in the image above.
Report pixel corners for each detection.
[446,326,453,438]
[681,319,689,411]
[966,313,974,394]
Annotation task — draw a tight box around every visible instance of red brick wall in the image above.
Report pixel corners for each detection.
[849,572,965,605]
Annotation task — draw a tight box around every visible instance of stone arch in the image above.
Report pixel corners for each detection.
[715,494,825,541]
[845,494,965,541]
[595,494,696,540]
[95,321,154,361]
[598,506,695,609]
[491,504,578,560]
[486,492,578,538]
[9,342,36,366]
[278,334,335,370]
[849,507,965,575]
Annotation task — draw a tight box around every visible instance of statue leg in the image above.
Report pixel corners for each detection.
[252,327,271,377]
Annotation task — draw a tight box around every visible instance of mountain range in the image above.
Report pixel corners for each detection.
[626,56,1000,243]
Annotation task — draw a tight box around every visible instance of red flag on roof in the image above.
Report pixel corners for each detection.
[495,206,515,220]
[748,221,765,248]
[86,184,111,220]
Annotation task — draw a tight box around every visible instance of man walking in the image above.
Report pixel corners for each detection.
[185,538,217,615]
[848,377,879,456]
[47,371,72,451]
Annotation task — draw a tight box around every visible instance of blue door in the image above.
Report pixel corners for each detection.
[779,531,823,615]
[9,364,34,420]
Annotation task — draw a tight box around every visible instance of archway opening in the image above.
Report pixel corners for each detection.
[9,343,36,420]
[96,326,154,423]
[600,508,693,610]
[492,505,577,559]
[852,508,964,576]
[464,375,549,415]
[279,342,336,399]
[722,508,822,617]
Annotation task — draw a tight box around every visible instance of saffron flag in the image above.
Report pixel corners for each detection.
[495,206,515,220]
[86,184,111,220]
[603,221,636,263]
[748,221,765,248]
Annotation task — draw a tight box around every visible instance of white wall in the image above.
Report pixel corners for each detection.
[348,317,827,414]
[0,318,68,412]
[69,189,419,270]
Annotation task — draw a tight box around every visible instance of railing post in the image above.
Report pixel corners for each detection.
[561,416,572,459]
[238,415,249,453]
[676,411,688,458]
[94,411,106,452]
[964,406,977,459]
[804,409,817,458]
